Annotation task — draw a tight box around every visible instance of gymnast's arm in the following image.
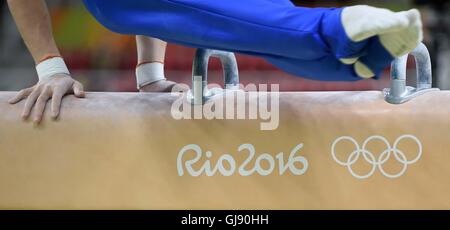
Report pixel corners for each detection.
[6,0,85,124]
[135,36,189,92]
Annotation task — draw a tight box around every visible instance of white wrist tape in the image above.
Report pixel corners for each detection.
[136,62,166,89]
[36,57,71,81]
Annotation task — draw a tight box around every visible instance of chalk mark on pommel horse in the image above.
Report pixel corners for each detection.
[1,43,450,209]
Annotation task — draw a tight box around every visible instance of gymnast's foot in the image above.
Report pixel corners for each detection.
[339,5,423,78]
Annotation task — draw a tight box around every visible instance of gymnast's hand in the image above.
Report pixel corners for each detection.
[7,0,85,124]
[139,79,178,92]
[8,75,85,124]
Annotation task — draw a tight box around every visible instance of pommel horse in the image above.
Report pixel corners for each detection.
[0,43,448,209]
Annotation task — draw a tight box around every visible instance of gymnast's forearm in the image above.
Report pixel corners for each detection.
[136,36,167,64]
[7,0,60,63]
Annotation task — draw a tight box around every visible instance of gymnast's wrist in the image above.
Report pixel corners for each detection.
[35,55,71,82]
[135,61,166,89]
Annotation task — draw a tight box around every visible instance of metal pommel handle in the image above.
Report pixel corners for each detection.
[189,49,239,105]
[384,43,439,104]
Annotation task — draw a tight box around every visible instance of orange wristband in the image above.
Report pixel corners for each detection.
[136,61,164,68]
[37,54,62,65]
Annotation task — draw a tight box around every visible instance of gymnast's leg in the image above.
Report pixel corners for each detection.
[83,0,422,80]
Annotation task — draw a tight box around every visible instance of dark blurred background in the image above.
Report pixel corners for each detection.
[0,0,449,92]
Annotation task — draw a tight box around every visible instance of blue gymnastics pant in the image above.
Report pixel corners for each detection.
[83,0,393,81]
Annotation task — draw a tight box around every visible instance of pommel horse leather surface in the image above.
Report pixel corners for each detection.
[0,91,449,209]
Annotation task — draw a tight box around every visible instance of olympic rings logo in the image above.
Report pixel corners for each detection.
[331,135,422,179]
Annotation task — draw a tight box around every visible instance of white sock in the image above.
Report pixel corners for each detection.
[341,6,423,78]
